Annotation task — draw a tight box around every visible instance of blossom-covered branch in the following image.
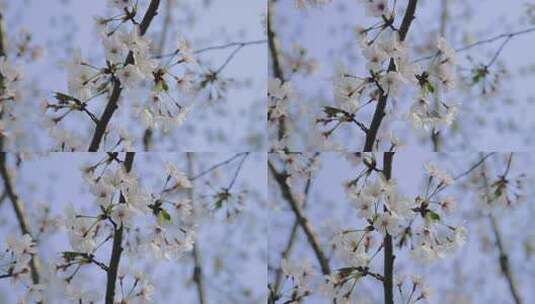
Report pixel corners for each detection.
[89,0,161,151]
[0,153,42,287]
[363,0,418,151]
[382,152,394,304]
[268,1,288,143]
[104,152,135,304]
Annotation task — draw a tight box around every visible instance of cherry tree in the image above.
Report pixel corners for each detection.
[0,0,265,151]
[0,152,266,303]
[268,0,535,151]
[1,0,535,303]
[268,152,535,303]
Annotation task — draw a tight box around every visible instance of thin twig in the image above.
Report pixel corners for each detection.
[194,40,266,55]
[414,26,535,63]
[187,153,206,304]
[453,152,495,181]
[430,0,449,151]
[189,152,248,181]
[480,159,523,304]
[227,153,249,190]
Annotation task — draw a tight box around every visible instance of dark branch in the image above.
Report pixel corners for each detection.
[268,160,331,275]
[363,0,418,151]
[89,0,161,151]
[382,152,395,304]
[105,152,135,304]
[270,174,313,302]
[267,2,287,141]
[0,153,41,287]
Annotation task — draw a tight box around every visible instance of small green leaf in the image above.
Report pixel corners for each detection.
[323,106,344,117]
[215,197,225,209]
[425,210,441,222]
[472,67,489,84]
[54,92,80,103]
[154,80,169,92]
[157,208,172,224]
[62,251,78,261]
[214,189,231,209]
[424,82,435,94]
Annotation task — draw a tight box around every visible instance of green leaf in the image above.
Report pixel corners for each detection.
[424,81,435,94]
[62,251,79,261]
[157,208,172,224]
[62,251,90,263]
[472,67,489,84]
[425,210,441,222]
[154,80,169,92]
[215,197,224,209]
[214,189,231,209]
[54,92,80,103]
[323,106,344,117]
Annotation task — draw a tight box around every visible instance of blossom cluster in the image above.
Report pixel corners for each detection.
[272,154,467,303]
[0,56,24,145]
[0,234,45,302]
[268,78,292,126]
[319,159,466,301]
[55,158,196,302]
[304,0,461,144]
[42,2,198,150]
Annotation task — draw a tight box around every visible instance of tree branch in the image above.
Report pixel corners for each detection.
[269,175,313,303]
[363,0,418,151]
[453,152,495,181]
[267,2,287,141]
[430,0,449,151]
[382,152,394,304]
[489,214,522,304]
[105,152,135,304]
[481,159,523,304]
[0,11,5,57]
[0,11,7,148]
[415,26,535,63]
[0,153,42,287]
[89,0,161,151]
[268,160,331,275]
[186,153,206,304]
[0,272,14,279]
